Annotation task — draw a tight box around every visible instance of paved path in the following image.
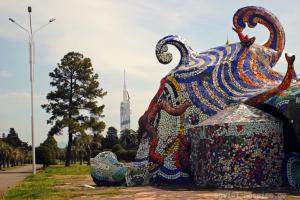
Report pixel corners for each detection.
[0,164,42,196]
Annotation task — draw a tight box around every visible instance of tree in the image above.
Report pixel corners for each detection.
[120,129,138,150]
[42,52,107,166]
[73,133,92,165]
[6,128,23,148]
[102,127,119,149]
[36,136,59,167]
[0,141,9,169]
[91,133,104,157]
[36,146,54,168]
[0,141,13,168]
[41,135,59,158]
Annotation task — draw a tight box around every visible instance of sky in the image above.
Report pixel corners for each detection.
[0,0,300,147]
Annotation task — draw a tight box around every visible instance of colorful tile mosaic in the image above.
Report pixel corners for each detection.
[90,151,129,186]
[91,151,149,186]
[189,104,284,188]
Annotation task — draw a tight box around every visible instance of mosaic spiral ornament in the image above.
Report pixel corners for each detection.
[155,35,197,69]
[233,6,285,57]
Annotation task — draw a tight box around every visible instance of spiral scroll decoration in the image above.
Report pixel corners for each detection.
[155,35,196,69]
[233,6,285,57]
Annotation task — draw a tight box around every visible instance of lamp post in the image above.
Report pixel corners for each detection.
[9,6,55,175]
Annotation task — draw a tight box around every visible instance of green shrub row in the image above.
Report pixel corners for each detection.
[111,144,136,162]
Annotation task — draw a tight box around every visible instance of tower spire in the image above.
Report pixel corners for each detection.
[123,69,126,91]
[120,69,130,132]
[123,69,127,101]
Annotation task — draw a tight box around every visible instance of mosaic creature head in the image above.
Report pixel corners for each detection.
[90,151,128,186]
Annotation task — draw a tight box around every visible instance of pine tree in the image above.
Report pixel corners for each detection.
[120,129,138,150]
[42,52,107,166]
[41,135,59,159]
[6,128,23,148]
[102,127,119,149]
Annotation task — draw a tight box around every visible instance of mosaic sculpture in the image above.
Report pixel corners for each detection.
[90,151,129,186]
[91,6,300,188]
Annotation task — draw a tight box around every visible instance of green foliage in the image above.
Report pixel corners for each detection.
[6,128,27,148]
[0,140,13,167]
[36,146,56,167]
[41,52,107,166]
[72,133,93,165]
[102,127,119,149]
[112,144,124,153]
[36,136,60,167]
[41,136,59,157]
[0,129,31,169]
[91,133,104,157]
[115,149,137,162]
[111,143,136,162]
[120,129,138,150]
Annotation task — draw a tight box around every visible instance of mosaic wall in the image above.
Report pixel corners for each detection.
[189,104,284,188]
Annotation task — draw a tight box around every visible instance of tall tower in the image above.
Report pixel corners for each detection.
[120,70,130,132]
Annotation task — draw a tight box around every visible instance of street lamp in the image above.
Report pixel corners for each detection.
[9,6,55,175]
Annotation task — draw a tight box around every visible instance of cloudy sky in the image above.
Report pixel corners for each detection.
[0,0,299,146]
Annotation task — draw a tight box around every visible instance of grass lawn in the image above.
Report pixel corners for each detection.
[1,164,122,200]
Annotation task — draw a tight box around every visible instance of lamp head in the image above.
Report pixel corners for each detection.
[28,6,32,13]
[8,18,15,23]
[49,18,56,23]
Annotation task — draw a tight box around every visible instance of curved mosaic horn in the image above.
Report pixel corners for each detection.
[245,53,295,106]
[155,35,195,68]
[233,6,285,57]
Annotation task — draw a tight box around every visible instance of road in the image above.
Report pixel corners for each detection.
[0,164,42,196]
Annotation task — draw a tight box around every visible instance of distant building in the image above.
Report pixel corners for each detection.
[120,70,130,132]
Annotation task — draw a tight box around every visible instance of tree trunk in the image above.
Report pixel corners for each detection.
[65,132,73,166]
[87,146,91,166]
[66,70,74,167]
[79,152,83,165]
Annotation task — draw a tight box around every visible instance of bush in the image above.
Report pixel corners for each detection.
[112,144,124,153]
[115,149,137,162]
[36,146,57,167]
